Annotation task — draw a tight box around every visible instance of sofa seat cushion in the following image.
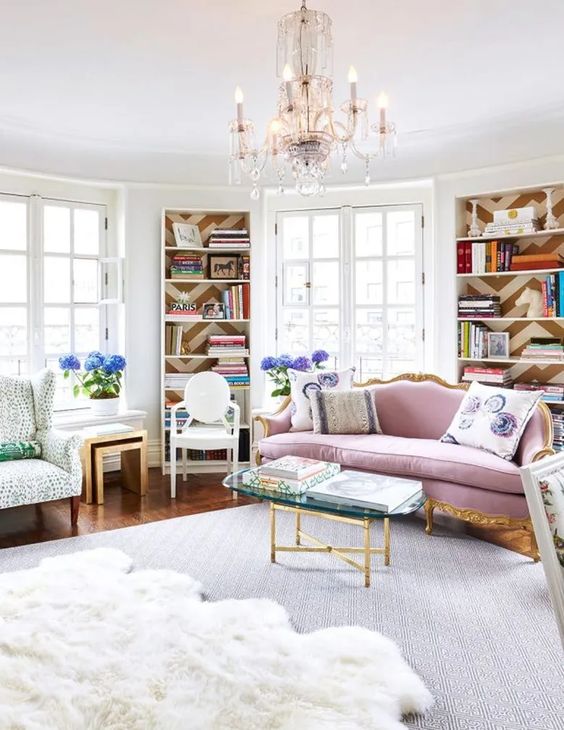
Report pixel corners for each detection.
[0,459,76,510]
[259,432,523,495]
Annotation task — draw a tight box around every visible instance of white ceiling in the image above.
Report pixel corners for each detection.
[0,0,564,165]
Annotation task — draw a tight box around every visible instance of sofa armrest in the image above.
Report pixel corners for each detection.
[515,403,554,466]
[38,428,83,481]
[255,397,293,438]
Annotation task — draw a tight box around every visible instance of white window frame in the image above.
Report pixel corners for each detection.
[275,203,425,378]
[0,192,113,411]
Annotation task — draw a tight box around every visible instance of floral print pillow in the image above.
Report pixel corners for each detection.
[441,381,542,460]
[288,368,356,432]
[539,474,564,569]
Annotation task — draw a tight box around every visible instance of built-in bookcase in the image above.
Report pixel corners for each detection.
[455,186,564,450]
[160,208,252,474]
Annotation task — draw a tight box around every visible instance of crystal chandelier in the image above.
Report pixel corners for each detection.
[228,0,397,199]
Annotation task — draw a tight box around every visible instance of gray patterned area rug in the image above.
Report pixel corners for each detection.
[1,504,563,730]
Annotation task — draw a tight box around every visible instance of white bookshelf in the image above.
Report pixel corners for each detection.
[161,208,252,474]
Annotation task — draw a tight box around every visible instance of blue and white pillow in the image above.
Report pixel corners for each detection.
[441,381,542,460]
[288,368,355,432]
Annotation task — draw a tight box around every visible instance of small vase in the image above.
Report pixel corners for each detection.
[90,397,120,417]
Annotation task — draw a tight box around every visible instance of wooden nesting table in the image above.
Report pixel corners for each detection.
[81,429,148,504]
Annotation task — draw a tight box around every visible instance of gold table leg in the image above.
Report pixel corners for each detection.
[270,502,276,563]
[296,511,301,546]
[363,518,371,588]
[384,517,391,566]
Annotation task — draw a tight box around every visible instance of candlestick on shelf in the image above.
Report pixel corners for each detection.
[543,187,559,230]
[468,199,482,238]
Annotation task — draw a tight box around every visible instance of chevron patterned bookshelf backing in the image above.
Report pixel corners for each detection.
[457,186,564,447]
[161,209,252,473]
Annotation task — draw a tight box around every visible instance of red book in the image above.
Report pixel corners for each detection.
[242,283,250,319]
[510,261,563,271]
[457,242,466,274]
[464,242,472,273]
[464,367,506,375]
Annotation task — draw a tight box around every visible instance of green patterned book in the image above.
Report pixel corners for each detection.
[242,461,340,496]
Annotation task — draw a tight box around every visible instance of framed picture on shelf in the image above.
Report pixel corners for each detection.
[209,254,239,280]
[172,222,202,249]
[487,332,510,359]
[202,302,226,320]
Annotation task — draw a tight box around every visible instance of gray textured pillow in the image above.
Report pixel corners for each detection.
[310,389,381,435]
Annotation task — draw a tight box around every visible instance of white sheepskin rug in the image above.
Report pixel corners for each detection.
[0,548,432,729]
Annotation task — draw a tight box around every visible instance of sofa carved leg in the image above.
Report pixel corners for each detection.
[425,500,434,535]
[528,524,540,562]
[70,495,80,526]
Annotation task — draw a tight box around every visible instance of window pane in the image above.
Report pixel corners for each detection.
[387,210,415,256]
[313,261,339,305]
[44,257,71,303]
[74,208,100,255]
[0,199,27,251]
[284,263,309,305]
[355,260,382,305]
[358,358,384,381]
[0,254,26,303]
[45,358,80,406]
[355,309,383,355]
[73,259,99,303]
[44,205,70,253]
[280,309,309,354]
[355,212,382,257]
[0,307,26,355]
[312,215,339,258]
[74,307,99,353]
[312,309,339,354]
[0,358,27,376]
[44,307,70,353]
[387,308,416,359]
[387,259,415,304]
[282,216,308,259]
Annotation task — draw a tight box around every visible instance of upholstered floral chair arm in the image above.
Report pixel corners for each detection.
[38,429,83,483]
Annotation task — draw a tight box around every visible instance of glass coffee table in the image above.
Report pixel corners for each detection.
[224,469,426,587]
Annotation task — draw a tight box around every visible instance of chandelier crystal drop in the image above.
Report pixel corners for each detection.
[228,1,397,198]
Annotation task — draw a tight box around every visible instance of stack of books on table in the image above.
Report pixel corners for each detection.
[206,335,248,357]
[510,254,564,272]
[520,339,564,361]
[458,321,490,358]
[208,228,250,249]
[222,283,250,319]
[211,359,250,387]
[458,295,501,319]
[462,367,513,387]
[242,457,341,495]
[514,382,564,403]
[458,241,519,274]
[307,471,424,513]
[169,254,204,279]
[483,207,541,237]
[551,409,564,452]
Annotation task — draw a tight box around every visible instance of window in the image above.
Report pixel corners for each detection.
[276,204,424,379]
[0,193,109,408]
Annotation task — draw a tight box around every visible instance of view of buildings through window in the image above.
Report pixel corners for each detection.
[276,205,423,379]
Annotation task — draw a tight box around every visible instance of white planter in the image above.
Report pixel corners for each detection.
[90,398,120,417]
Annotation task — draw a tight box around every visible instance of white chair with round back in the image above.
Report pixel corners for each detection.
[169,371,240,498]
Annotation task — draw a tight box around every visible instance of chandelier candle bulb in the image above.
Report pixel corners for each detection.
[282,64,294,106]
[377,92,388,131]
[235,86,244,125]
[348,65,358,103]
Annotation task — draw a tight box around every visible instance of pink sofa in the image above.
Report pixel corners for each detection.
[256,374,554,553]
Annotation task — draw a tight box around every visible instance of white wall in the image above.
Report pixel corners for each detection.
[433,154,564,382]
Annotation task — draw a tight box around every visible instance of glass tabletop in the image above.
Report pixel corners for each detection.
[223,468,427,520]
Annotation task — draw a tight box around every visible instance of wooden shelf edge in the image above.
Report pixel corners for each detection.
[456,228,564,242]
[457,268,564,278]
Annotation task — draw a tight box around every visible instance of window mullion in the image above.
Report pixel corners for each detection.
[29,194,45,371]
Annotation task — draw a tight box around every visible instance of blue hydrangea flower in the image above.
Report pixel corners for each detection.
[58,354,81,371]
[260,356,279,371]
[84,354,104,372]
[87,351,104,360]
[102,354,127,374]
[277,353,294,368]
[311,349,330,364]
[292,356,312,372]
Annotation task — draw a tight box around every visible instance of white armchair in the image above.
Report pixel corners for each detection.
[520,453,564,647]
[0,370,83,525]
[170,371,240,498]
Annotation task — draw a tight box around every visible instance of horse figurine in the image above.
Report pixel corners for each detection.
[515,287,544,318]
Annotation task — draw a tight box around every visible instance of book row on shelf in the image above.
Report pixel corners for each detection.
[168,253,250,280]
[166,283,250,321]
[457,241,564,275]
[461,366,564,400]
[207,228,250,248]
[459,324,564,362]
[458,276,564,317]
[164,430,250,462]
[165,372,249,390]
[458,295,500,319]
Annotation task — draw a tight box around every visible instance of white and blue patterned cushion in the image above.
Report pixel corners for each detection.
[288,368,356,432]
[0,375,36,442]
[441,381,542,460]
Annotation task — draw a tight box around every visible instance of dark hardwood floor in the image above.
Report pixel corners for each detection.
[0,468,533,557]
[0,468,256,549]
